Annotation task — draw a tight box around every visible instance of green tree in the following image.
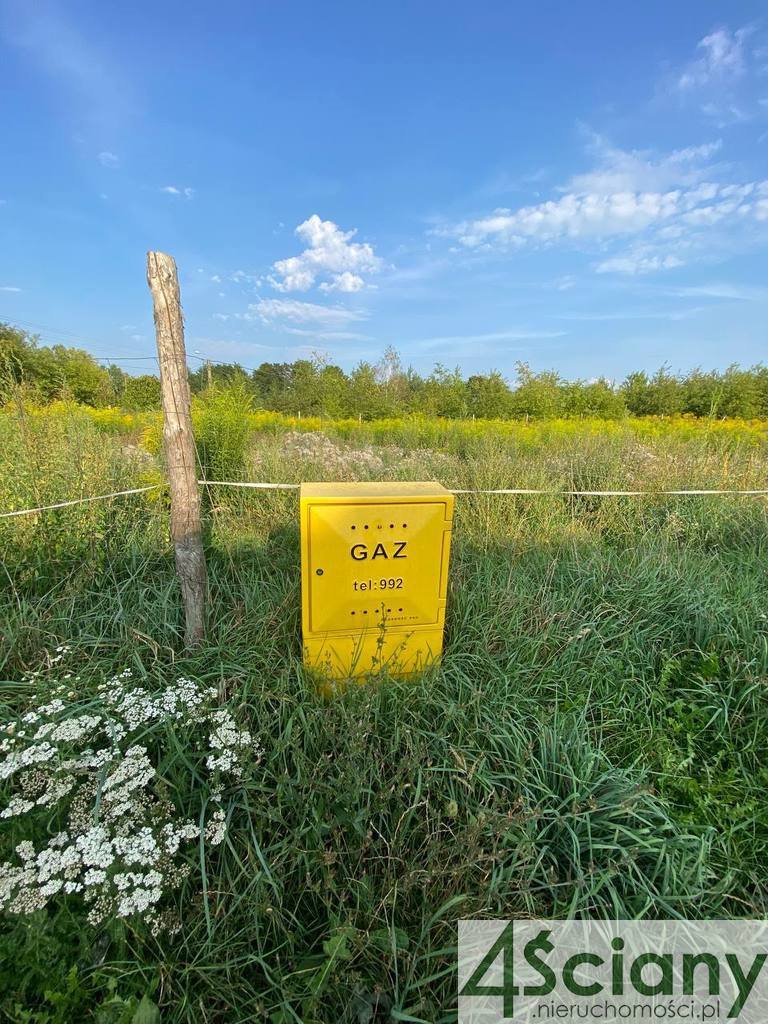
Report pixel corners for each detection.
[8,318,765,424]
[286,359,322,416]
[646,366,683,416]
[467,371,514,418]
[562,378,625,418]
[375,346,414,416]
[718,364,761,419]
[621,371,650,415]
[422,365,468,418]
[682,368,720,417]
[510,363,563,418]
[622,368,683,417]
[0,323,38,398]
[318,364,350,417]
[189,361,251,395]
[251,362,292,410]
[348,362,388,420]
[0,326,112,405]
[106,365,128,404]
[123,374,162,410]
[49,346,111,405]
[752,365,768,418]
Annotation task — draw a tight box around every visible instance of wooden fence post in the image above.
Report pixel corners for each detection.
[146,251,208,647]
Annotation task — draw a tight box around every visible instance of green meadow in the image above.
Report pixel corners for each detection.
[1,393,767,1023]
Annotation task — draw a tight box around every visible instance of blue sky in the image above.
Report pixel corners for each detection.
[1,0,767,381]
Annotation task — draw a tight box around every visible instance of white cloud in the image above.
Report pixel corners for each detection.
[451,192,657,246]
[219,297,372,340]
[161,185,194,199]
[229,270,262,285]
[678,28,748,91]
[595,253,684,275]
[669,283,768,301]
[270,215,382,292]
[98,151,119,168]
[668,25,768,123]
[0,285,21,292]
[251,298,368,326]
[700,101,751,126]
[409,328,566,351]
[564,135,722,194]
[319,271,366,293]
[283,327,371,342]
[439,135,768,276]
[555,309,704,322]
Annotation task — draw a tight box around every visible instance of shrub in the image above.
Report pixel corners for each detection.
[193,383,254,480]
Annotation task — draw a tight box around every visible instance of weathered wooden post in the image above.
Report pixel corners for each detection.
[146,251,207,647]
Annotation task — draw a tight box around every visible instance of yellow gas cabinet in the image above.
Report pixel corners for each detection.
[300,482,454,681]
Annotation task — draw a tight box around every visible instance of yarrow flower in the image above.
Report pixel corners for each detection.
[0,668,258,931]
[205,808,227,846]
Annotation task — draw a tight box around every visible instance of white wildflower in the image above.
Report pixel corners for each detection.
[39,878,64,899]
[205,809,227,846]
[15,841,35,863]
[113,828,159,867]
[35,842,81,884]
[0,741,56,782]
[0,670,258,931]
[1,796,35,819]
[75,827,115,869]
[37,698,66,716]
[161,821,200,854]
[35,779,74,807]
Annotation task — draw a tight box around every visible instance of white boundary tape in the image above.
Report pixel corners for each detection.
[200,480,768,497]
[2,480,768,520]
[449,487,768,496]
[0,486,161,519]
[199,480,299,490]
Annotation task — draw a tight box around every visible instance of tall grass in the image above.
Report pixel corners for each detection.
[1,397,767,1021]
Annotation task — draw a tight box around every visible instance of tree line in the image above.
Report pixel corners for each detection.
[2,322,768,420]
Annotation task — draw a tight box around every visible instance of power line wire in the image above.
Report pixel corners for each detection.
[0,313,100,341]
[187,351,265,374]
[2,313,267,373]
[96,356,159,363]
